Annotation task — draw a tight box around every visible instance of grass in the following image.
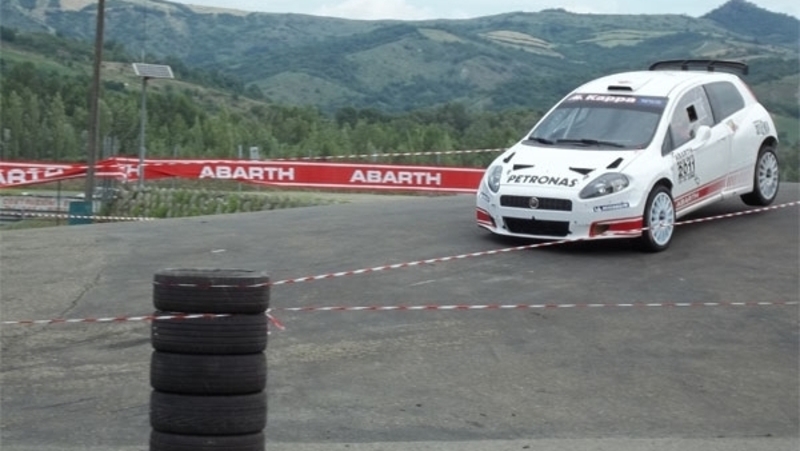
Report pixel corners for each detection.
[480,31,563,57]
[0,46,87,77]
[0,218,61,230]
[578,30,676,47]
[418,28,466,44]
[0,181,420,230]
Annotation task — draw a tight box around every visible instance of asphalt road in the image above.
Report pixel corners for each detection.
[1,184,798,451]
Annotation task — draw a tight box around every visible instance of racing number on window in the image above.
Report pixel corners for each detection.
[675,149,696,183]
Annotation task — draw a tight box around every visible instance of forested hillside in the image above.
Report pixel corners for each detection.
[0,29,536,172]
[0,0,797,181]
[1,0,797,113]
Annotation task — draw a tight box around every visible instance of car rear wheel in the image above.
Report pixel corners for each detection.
[639,185,675,253]
[741,144,779,206]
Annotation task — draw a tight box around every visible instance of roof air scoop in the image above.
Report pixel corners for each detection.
[607,85,634,92]
[606,76,650,92]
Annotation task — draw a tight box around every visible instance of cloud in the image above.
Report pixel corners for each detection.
[314,0,434,20]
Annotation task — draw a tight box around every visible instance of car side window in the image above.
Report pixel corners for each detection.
[704,81,745,124]
[667,87,714,151]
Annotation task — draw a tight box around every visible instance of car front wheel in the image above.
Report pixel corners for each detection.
[639,185,675,253]
[741,144,779,206]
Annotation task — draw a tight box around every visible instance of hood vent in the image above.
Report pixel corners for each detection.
[607,157,624,169]
[569,167,594,176]
[513,164,534,171]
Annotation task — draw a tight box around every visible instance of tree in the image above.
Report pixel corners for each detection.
[1,91,24,159]
[42,93,78,161]
[19,88,42,159]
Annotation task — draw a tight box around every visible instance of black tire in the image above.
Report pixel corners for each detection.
[151,352,266,395]
[741,144,780,206]
[153,269,270,314]
[150,430,265,451]
[150,391,266,436]
[151,312,267,355]
[638,185,676,253]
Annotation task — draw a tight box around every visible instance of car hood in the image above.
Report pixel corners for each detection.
[496,143,638,190]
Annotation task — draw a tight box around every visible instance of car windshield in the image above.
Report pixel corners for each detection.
[528,94,668,150]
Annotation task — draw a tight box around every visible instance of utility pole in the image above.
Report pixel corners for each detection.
[84,0,105,201]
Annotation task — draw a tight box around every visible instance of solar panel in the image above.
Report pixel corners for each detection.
[132,63,174,79]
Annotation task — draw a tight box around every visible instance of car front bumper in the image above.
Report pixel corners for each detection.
[476,184,646,241]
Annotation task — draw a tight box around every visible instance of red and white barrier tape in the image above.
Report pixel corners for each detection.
[270,200,800,287]
[2,200,797,328]
[13,199,795,227]
[274,148,506,161]
[149,201,800,290]
[278,300,799,313]
[267,312,286,330]
[3,312,225,325]
[1,211,156,222]
[155,281,271,288]
[668,200,799,226]
[0,312,286,331]
[2,301,796,328]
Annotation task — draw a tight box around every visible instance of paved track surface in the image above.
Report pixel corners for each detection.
[1,185,798,451]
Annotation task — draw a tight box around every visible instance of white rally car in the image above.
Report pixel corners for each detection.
[476,60,780,252]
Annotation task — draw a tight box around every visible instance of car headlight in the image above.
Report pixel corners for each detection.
[579,173,630,199]
[486,166,503,193]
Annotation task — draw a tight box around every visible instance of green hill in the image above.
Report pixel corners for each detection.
[703,0,799,47]
[0,0,797,180]
[1,0,797,113]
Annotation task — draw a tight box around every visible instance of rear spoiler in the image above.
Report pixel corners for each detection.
[649,60,748,76]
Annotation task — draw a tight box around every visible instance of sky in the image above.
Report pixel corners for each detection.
[168,0,800,20]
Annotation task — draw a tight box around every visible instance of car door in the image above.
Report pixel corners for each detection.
[703,81,749,191]
[664,85,730,212]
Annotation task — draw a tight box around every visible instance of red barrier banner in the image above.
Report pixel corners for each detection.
[0,161,85,187]
[1,158,485,193]
[0,160,125,187]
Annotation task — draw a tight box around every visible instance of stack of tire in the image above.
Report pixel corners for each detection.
[149,269,269,451]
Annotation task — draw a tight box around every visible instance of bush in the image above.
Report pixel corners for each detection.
[107,187,335,219]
